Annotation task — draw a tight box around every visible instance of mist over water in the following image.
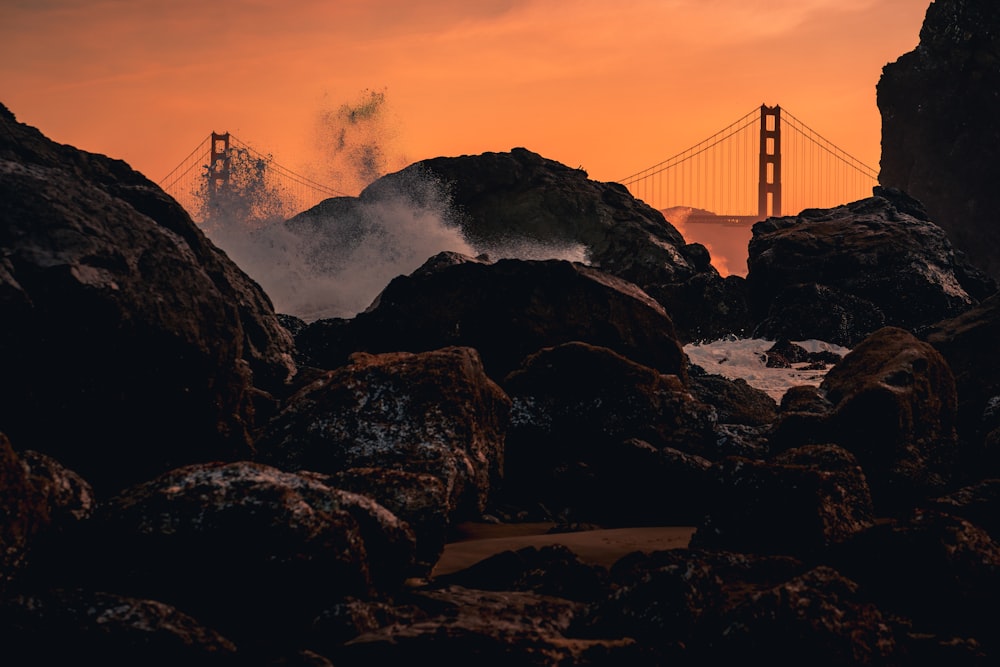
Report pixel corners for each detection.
[206,177,473,321]
[205,169,590,322]
[201,89,592,321]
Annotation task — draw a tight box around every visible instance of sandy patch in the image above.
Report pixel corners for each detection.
[432,523,696,577]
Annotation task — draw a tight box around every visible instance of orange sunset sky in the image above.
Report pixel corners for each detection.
[2,0,929,197]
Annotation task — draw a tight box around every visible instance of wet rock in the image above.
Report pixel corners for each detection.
[0,103,295,494]
[691,445,876,558]
[878,0,1000,282]
[500,342,715,524]
[340,585,636,666]
[925,292,1000,475]
[821,327,959,511]
[294,253,688,382]
[434,544,610,603]
[711,566,898,665]
[0,433,43,591]
[0,588,239,666]
[746,194,983,346]
[81,461,416,644]
[328,467,450,577]
[924,479,1000,542]
[257,347,511,522]
[830,509,1000,650]
[363,147,746,341]
[580,548,808,662]
[687,366,778,426]
[764,338,843,369]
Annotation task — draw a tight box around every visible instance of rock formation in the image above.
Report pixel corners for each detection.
[0,103,296,493]
[878,0,1000,281]
[294,252,689,382]
[290,147,752,341]
[5,98,1000,664]
[746,189,991,346]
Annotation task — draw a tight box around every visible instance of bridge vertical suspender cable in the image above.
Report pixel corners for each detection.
[617,104,879,221]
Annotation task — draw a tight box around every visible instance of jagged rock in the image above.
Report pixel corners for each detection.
[500,342,715,524]
[579,548,808,662]
[769,385,836,452]
[339,585,637,665]
[687,365,778,426]
[710,566,898,665]
[753,283,888,348]
[820,327,959,511]
[878,0,1000,282]
[348,147,748,341]
[0,433,43,591]
[746,193,983,346]
[924,479,1000,542]
[712,423,772,460]
[327,467,450,577]
[830,509,1000,651]
[503,342,711,452]
[0,102,296,494]
[0,588,239,666]
[645,272,755,343]
[764,338,843,369]
[76,462,415,644]
[780,385,834,415]
[691,445,876,558]
[434,544,610,603]
[18,449,95,529]
[294,253,688,382]
[925,292,1000,474]
[256,347,511,522]
[306,598,430,661]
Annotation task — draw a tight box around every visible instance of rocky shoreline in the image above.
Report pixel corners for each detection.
[4,3,1000,662]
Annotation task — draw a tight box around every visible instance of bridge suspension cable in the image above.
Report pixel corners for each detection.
[618,105,879,220]
[158,133,348,223]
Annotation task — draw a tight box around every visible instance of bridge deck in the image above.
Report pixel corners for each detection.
[683,214,764,226]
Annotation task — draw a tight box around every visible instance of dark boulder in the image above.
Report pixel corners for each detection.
[339,585,636,665]
[0,588,238,666]
[830,509,1000,651]
[746,193,984,346]
[925,292,1000,475]
[434,544,610,603]
[500,342,715,524]
[327,467,451,577]
[503,342,712,453]
[691,445,876,558]
[820,327,959,511]
[256,347,511,522]
[0,103,296,494]
[687,365,778,427]
[0,433,43,591]
[709,566,899,665]
[78,461,416,644]
[580,548,809,661]
[354,147,749,341]
[294,253,688,382]
[878,0,1000,283]
[924,479,1000,542]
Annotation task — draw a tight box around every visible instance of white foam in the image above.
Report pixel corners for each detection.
[684,337,849,402]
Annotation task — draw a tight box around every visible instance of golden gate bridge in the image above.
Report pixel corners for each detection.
[159,104,878,227]
[617,105,878,225]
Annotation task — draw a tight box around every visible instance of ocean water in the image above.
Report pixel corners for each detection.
[683,337,850,402]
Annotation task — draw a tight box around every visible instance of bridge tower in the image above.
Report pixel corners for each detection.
[208,132,231,207]
[758,105,781,218]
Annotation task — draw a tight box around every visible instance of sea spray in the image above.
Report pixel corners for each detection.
[206,171,474,321]
[200,90,593,321]
[683,337,849,402]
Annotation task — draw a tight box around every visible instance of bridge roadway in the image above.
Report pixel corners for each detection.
[683,213,765,226]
